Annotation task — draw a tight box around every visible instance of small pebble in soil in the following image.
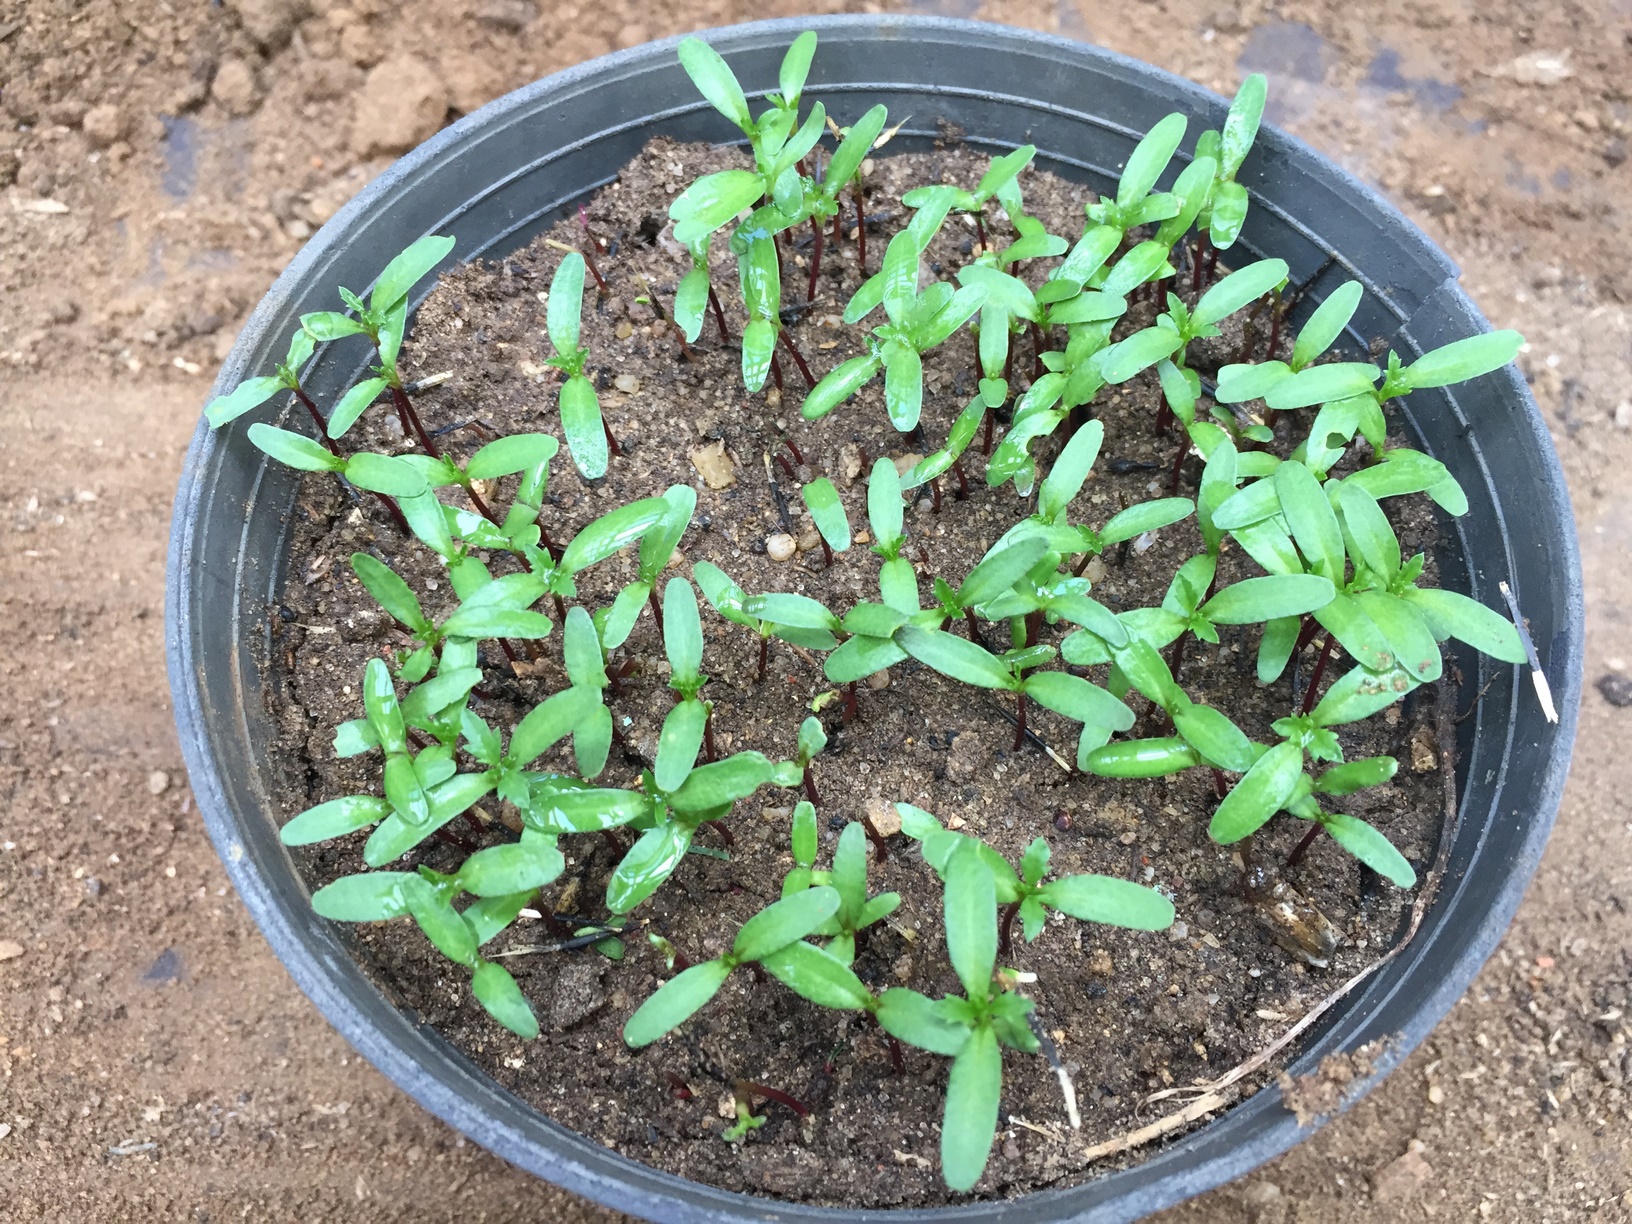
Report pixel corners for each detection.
[614,373,641,394]
[766,533,797,562]
[866,670,891,691]
[147,770,170,796]
[0,940,24,962]
[1596,673,1632,707]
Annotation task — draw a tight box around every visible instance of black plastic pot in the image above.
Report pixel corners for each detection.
[167,15,1582,1222]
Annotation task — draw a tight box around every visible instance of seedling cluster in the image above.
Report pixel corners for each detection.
[208,31,1528,1196]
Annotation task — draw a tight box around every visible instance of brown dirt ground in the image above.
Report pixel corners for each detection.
[0,0,1628,1220]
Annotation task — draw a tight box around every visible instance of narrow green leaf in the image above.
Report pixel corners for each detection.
[623,958,733,1047]
[1039,874,1175,930]
[1208,740,1303,843]
[1292,281,1363,370]
[351,553,427,631]
[606,822,693,914]
[802,478,851,552]
[466,433,559,481]
[1314,755,1398,795]
[761,941,875,1011]
[1171,704,1257,772]
[206,377,281,427]
[667,751,775,813]
[558,374,607,480]
[458,839,565,898]
[1335,482,1401,579]
[670,169,764,246]
[1083,737,1199,778]
[280,795,392,846]
[1201,573,1335,625]
[372,234,455,313]
[1401,587,1525,664]
[1023,671,1134,730]
[1322,811,1417,887]
[896,624,1014,690]
[1118,113,1186,208]
[1272,461,1344,580]
[876,987,971,1056]
[655,699,707,794]
[944,847,997,1002]
[1403,330,1522,390]
[1192,258,1287,329]
[561,497,669,574]
[1037,419,1103,522]
[867,456,904,545]
[1100,496,1194,546]
[311,871,415,921]
[743,592,840,633]
[1264,363,1380,411]
[732,887,841,964]
[1311,591,1394,672]
[405,877,478,967]
[941,1026,1001,1192]
[248,423,344,472]
[471,960,539,1038]
[1354,592,1443,682]
[827,105,888,190]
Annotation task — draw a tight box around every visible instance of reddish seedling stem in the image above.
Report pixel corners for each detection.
[780,435,805,465]
[929,478,942,514]
[1292,615,1320,657]
[982,407,995,456]
[1299,634,1336,715]
[293,389,342,456]
[974,210,987,252]
[842,681,859,726]
[740,1081,810,1119]
[1029,322,1045,382]
[552,593,568,623]
[951,459,970,499]
[802,764,821,806]
[1285,822,1322,870]
[703,707,717,763]
[1012,690,1028,752]
[858,805,890,863]
[807,215,824,302]
[1024,609,1044,648]
[600,827,627,858]
[998,900,1021,956]
[774,451,798,482]
[1210,767,1228,799]
[707,283,732,343]
[818,536,833,568]
[704,818,734,846]
[852,182,867,273]
[964,608,990,650]
[1265,290,1284,360]
[769,351,784,393]
[577,204,608,253]
[391,386,443,459]
[756,636,769,683]
[777,329,817,390]
[647,588,665,634]
[600,414,623,459]
[1167,432,1188,493]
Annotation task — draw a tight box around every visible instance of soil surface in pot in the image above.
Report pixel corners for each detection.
[270,136,1455,1207]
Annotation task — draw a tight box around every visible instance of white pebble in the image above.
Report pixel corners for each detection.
[766,534,797,562]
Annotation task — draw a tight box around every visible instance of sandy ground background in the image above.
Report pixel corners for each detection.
[2,0,1629,1219]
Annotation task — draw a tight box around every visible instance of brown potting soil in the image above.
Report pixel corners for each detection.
[267,136,1456,1206]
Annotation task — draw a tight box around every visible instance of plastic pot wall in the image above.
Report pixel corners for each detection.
[166,16,1583,1223]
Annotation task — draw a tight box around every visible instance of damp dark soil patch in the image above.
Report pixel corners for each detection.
[267,136,1455,1207]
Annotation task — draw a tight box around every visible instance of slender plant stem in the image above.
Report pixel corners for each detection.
[1285,822,1321,870]
[998,900,1021,956]
[1299,634,1337,716]
[852,181,867,273]
[802,765,821,806]
[707,282,732,343]
[807,215,824,302]
[1013,690,1028,752]
[777,329,816,390]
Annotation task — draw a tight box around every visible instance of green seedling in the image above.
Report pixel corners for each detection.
[873,843,1038,1191]
[247,424,428,506]
[656,578,713,792]
[300,235,456,455]
[1193,74,1266,275]
[544,251,618,478]
[895,622,1134,751]
[694,559,840,683]
[898,804,1174,950]
[623,886,843,1046]
[779,820,901,963]
[801,228,987,432]
[605,484,697,646]
[903,144,1037,252]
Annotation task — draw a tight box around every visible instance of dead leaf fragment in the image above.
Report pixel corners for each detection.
[690,439,736,490]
